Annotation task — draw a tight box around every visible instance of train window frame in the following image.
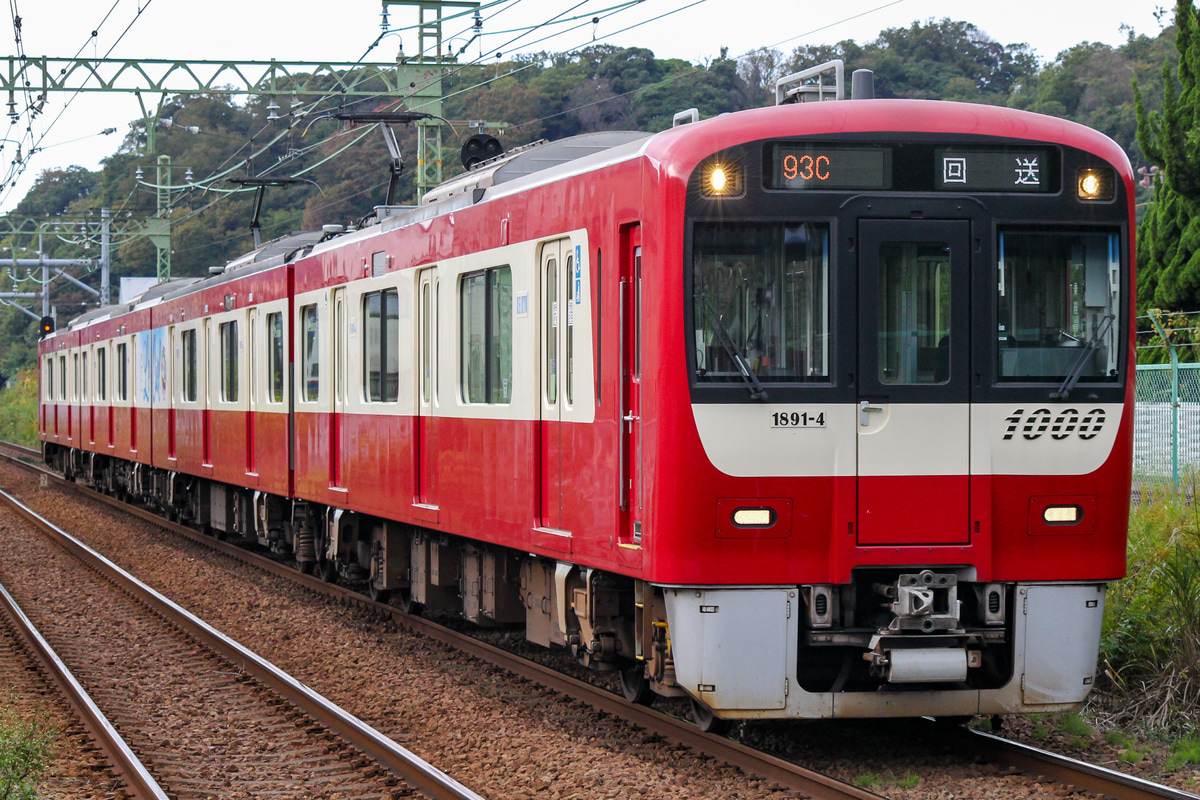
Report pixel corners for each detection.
[994,226,1123,386]
[266,311,284,404]
[45,355,53,401]
[82,350,90,400]
[181,328,198,403]
[219,320,239,403]
[300,303,320,402]
[689,220,833,388]
[362,288,399,403]
[460,265,512,405]
[59,356,66,401]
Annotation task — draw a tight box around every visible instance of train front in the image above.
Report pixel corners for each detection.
[645,95,1133,721]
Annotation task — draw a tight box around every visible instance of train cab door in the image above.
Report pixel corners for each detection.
[416,268,439,515]
[539,239,569,532]
[856,219,971,545]
[331,287,348,490]
[619,225,644,549]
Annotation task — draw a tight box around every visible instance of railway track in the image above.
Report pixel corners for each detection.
[3,443,1197,800]
[0,481,485,800]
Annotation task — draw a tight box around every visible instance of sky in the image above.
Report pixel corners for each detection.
[0,0,1168,214]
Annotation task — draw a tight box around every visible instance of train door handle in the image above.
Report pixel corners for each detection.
[859,400,883,427]
[623,413,639,431]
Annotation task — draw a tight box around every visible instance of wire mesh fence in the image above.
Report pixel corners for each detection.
[1134,362,1200,491]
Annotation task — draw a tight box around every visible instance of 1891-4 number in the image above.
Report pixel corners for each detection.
[771,411,825,428]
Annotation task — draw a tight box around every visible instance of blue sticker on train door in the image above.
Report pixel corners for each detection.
[574,245,582,304]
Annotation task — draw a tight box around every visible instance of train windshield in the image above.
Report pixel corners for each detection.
[691,221,830,385]
[996,229,1122,383]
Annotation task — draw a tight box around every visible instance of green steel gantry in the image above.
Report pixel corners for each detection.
[1,0,479,284]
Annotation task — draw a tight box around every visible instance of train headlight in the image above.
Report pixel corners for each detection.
[1077,168,1114,201]
[699,159,743,198]
[732,507,775,528]
[1042,505,1082,524]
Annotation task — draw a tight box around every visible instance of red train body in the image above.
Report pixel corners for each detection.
[39,73,1134,725]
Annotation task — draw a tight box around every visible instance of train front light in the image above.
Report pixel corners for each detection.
[1077,168,1114,201]
[731,507,775,528]
[1043,505,1082,524]
[699,159,743,198]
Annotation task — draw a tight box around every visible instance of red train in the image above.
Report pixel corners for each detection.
[39,64,1134,729]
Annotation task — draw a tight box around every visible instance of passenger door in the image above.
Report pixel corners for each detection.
[856,220,971,545]
[539,239,568,531]
[416,268,439,515]
[331,287,347,489]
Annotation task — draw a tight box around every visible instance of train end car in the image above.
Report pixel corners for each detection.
[36,62,1135,730]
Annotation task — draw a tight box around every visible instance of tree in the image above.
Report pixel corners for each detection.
[1136,0,1200,310]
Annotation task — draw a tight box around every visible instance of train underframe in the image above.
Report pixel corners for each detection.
[48,443,1108,728]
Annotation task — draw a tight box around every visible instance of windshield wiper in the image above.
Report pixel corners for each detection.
[697,290,768,402]
[1051,313,1115,400]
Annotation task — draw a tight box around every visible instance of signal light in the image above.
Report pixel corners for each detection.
[461,134,503,169]
[38,316,54,336]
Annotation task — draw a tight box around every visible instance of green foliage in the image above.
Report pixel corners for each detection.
[1137,310,1200,364]
[1100,493,1200,729]
[852,770,920,790]
[1137,1,1200,310]
[0,694,56,800]
[1167,735,1200,769]
[1061,712,1094,737]
[0,369,37,449]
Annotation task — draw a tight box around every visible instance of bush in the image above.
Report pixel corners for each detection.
[0,369,38,449]
[1100,494,1200,730]
[0,694,56,800]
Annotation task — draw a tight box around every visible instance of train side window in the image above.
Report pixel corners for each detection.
[116,344,127,401]
[301,304,319,402]
[59,356,67,400]
[220,321,239,402]
[267,312,284,404]
[97,347,107,401]
[363,289,399,402]
[566,252,575,407]
[460,266,512,404]
[181,329,198,402]
[82,351,90,400]
[45,356,53,400]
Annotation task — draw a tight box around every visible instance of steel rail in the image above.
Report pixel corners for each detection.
[959,726,1200,800]
[6,464,881,800]
[0,579,168,800]
[0,486,487,800]
[7,447,1199,799]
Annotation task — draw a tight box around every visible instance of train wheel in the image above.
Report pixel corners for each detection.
[690,699,731,735]
[297,561,314,576]
[316,560,337,584]
[619,666,656,706]
[368,584,390,604]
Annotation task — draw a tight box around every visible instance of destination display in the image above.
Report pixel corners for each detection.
[770,145,892,190]
[933,147,1052,192]
[765,143,1058,193]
